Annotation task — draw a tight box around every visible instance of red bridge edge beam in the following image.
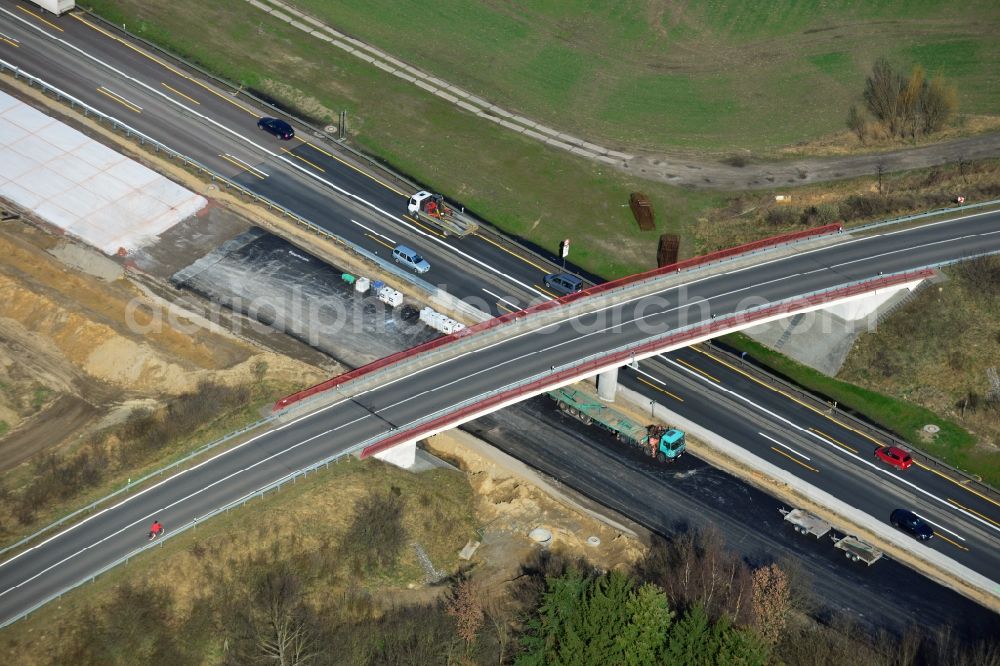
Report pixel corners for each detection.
[359,268,932,459]
[273,223,844,411]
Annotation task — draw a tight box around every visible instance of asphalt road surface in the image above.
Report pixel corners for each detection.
[2,213,998,626]
[1,2,998,631]
[462,397,1000,640]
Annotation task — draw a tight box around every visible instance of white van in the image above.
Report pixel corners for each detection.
[392,244,431,274]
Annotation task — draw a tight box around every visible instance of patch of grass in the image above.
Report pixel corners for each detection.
[263,0,999,152]
[694,158,1000,253]
[0,457,476,664]
[0,380,303,547]
[906,39,982,76]
[30,387,51,411]
[0,420,8,437]
[720,333,993,484]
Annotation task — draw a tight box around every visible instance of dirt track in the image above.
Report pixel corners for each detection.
[625,133,1000,189]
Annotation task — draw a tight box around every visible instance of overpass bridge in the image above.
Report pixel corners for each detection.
[1,211,998,626]
[272,217,986,467]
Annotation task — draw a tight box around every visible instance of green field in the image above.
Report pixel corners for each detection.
[289,0,1000,153]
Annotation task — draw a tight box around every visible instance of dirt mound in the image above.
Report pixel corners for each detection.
[0,219,324,463]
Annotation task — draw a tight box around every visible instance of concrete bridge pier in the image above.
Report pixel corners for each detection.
[597,367,619,402]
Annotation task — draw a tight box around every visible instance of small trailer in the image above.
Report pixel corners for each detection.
[406,191,479,237]
[780,507,883,566]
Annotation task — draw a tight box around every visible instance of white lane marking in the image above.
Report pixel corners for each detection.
[482,288,519,309]
[0,396,352,572]
[830,236,975,269]
[759,432,811,460]
[913,511,966,541]
[656,356,1000,536]
[0,427,335,598]
[634,368,665,385]
[222,153,268,177]
[351,219,394,244]
[880,208,997,236]
[724,207,998,276]
[332,414,370,431]
[0,5,542,298]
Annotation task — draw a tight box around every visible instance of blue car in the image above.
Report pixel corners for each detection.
[257,117,295,140]
[890,509,933,541]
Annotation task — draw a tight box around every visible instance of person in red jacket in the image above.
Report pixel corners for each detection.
[148,520,163,540]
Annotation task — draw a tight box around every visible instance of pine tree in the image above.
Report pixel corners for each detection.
[620,583,673,666]
[664,604,714,666]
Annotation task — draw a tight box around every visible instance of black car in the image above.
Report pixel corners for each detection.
[890,508,934,541]
[257,117,295,140]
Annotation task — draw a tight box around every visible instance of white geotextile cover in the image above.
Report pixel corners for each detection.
[0,90,206,255]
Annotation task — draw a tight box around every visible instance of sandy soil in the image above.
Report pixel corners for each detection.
[425,430,647,584]
[0,212,327,470]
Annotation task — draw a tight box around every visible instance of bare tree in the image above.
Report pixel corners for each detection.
[446,578,485,646]
[864,58,905,135]
[750,564,790,647]
[922,76,958,133]
[229,563,316,666]
[847,104,866,142]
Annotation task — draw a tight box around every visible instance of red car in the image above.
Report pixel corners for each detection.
[875,446,913,470]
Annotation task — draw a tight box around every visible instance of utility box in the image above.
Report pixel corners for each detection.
[629,192,655,231]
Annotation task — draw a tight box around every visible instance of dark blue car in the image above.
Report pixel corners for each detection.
[257,117,295,140]
[890,509,934,541]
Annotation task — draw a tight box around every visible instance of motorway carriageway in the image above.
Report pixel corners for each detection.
[0,1,564,314]
[621,344,1000,574]
[1,1,998,619]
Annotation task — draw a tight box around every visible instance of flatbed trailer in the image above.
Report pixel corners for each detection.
[407,191,479,237]
[548,386,685,462]
[780,507,882,566]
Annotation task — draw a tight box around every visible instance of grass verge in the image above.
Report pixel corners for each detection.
[0,381,298,549]
[0,456,476,664]
[720,333,994,485]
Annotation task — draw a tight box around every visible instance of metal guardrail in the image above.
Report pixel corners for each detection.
[705,327,1000,502]
[277,224,847,409]
[0,417,274,558]
[0,59,444,298]
[847,198,1000,235]
[1,446,358,628]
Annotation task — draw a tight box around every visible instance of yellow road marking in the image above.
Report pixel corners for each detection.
[219,154,264,179]
[947,498,1000,529]
[96,87,140,113]
[638,377,683,402]
[933,532,969,551]
[0,36,18,47]
[913,465,1000,510]
[809,427,858,453]
[675,357,719,383]
[17,5,63,31]
[693,345,1000,509]
[161,82,199,105]
[693,345,886,443]
[73,13,258,117]
[535,285,558,299]
[474,232,550,273]
[366,233,394,250]
[404,215,445,238]
[770,447,819,472]
[318,150,406,195]
[496,302,515,313]
[280,147,325,172]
